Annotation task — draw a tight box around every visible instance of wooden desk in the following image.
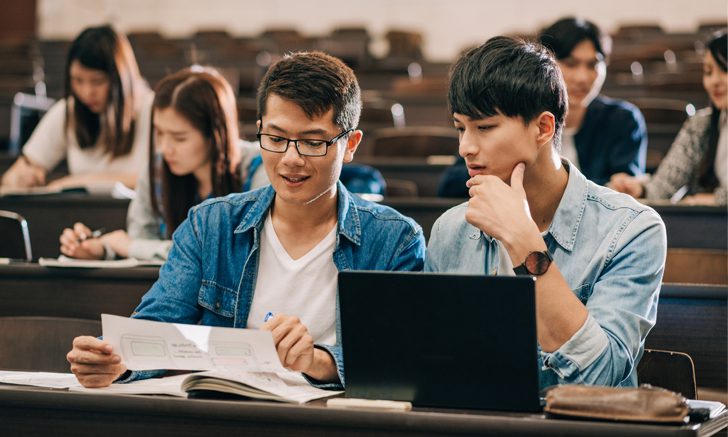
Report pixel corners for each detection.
[0,194,129,260]
[0,263,157,320]
[646,284,727,390]
[1,194,723,263]
[0,386,725,437]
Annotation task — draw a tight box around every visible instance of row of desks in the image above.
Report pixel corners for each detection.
[1,263,726,391]
[1,193,725,260]
[0,384,725,437]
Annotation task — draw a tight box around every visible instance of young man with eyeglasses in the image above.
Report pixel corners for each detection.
[68,52,426,389]
[425,37,666,389]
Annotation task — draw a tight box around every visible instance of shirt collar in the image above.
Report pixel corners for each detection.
[545,158,586,252]
[234,180,361,245]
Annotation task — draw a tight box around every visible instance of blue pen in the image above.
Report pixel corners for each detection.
[264,312,275,322]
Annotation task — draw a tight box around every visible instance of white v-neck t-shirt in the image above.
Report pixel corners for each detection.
[246,212,338,346]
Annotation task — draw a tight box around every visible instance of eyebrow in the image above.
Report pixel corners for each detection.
[264,123,329,137]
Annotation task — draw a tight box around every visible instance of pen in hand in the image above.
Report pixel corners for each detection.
[77,228,106,243]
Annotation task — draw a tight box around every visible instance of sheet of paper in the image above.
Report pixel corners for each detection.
[687,399,726,419]
[102,314,285,372]
[0,371,81,388]
[39,255,164,268]
[69,374,189,397]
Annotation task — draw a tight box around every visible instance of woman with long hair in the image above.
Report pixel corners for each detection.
[1,25,151,189]
[59,67,269,260]
[610,30,728,205]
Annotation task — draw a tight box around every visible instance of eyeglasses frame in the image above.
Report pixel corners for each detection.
[256,126,354,157]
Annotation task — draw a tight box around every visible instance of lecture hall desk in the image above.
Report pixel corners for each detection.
[0,385,725,437]
[1,188,725,252]
[0,263,157,320]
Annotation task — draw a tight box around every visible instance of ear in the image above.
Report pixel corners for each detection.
[343,130,363,163]
[534,111,555,149]
[256,120,261,130]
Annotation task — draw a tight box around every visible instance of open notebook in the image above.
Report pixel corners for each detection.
[67,370,340,403]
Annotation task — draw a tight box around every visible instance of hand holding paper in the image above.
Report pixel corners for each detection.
[101,314,285,373]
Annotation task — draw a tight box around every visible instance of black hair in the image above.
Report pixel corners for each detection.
[539,17,612,61]
[256,51,361,131]
[64,25,144,158]
[697,30,727,192]
[448,36,568,151]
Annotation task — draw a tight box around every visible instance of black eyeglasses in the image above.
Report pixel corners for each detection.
[257,127,353,157]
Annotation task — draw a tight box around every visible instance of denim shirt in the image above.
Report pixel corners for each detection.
[425,162,666,389]
[124,181,426,388]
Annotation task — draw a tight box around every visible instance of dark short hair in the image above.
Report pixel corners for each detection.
[256,51,361,131]
[448,36,568,151]
[539,17,612,61]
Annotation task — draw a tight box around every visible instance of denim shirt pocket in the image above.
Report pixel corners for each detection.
[198,280,237,318]
[572,283,590,305]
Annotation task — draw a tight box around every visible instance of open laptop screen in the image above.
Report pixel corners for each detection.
[339,271,541,412]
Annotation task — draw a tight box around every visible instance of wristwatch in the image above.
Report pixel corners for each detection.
[513,250,553,276]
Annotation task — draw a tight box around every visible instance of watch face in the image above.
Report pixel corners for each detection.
[525,251,551,275]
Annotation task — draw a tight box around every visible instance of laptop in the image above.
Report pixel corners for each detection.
[338,271,541,412]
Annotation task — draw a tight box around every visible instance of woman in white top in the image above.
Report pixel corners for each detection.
[1,25,151,189]
[59,67,269,260]
[610,31,728,205]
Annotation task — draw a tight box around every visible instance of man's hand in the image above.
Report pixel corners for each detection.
[60,223,105,259]
[607,173,644,198]
[261,314,337,382]
[67,336,127,388]
[465,163,540,248]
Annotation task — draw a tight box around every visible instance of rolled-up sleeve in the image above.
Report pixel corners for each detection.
[541,209,666,386]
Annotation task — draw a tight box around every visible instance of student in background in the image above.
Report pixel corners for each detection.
[0,25,151,189]
[438,17,647,196]
[610,30,727,205]
[67,52,426,388]
[59,67,269,261]
[426,36,665,390]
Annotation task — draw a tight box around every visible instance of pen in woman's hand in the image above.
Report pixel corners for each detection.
[77,228,106,243]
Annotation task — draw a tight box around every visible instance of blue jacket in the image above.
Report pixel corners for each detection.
[438,95,647,196]
[124,181,426,388]
[427,162,666,389]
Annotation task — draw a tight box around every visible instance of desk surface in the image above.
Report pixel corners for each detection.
[0,385,725,437]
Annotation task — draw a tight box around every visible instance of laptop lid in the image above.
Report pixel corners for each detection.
[339,271,541,412]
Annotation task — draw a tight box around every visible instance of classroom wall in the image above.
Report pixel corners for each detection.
[38,0,728,62]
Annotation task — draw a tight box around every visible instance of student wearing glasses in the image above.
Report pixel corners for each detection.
[1,25,151,190]
[426,36,665,389]
[67,52,426,388]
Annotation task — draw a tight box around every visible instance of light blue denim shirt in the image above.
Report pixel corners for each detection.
[425,162,666,389]
[123,181,426,389]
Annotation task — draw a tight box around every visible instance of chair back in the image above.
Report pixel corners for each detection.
[0,210,32,261]
[370,126,459,157]
[637,349,697,399]
[663,248,728,285]
[0,317,102,373]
